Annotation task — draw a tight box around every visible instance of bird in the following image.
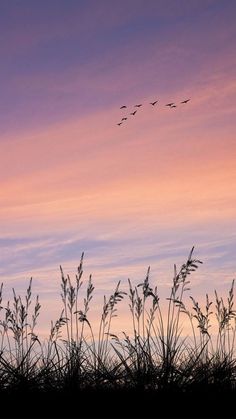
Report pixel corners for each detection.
[117,122,122,126]
[170,105,177,108]
[134,104,142,108]
[150,100,158,106]
[121,117,127,121]
[181,99,190,104]
[130,110,137,115]
[120,105,127,109]
[166,103,175,107]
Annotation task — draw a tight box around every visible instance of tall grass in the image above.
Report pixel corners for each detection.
[0,247,235,394]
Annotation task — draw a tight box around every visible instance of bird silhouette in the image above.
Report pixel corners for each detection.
[116,96,192,128]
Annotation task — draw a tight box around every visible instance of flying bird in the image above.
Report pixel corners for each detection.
[150,101,158,106]
[134,104,142,108]
[120,105,127,109]
[117,122,122,126]
[166,103,175,107]
[121,117,127,121]
[130,110,137,115]
[181,99,190,104]
[171,105,177,108]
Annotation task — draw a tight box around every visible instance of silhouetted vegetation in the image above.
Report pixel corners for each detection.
[0,248,235,418]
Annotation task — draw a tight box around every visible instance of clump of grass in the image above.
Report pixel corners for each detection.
[110,247,204,390]
[0,279,42,391]
[0,247,235,399]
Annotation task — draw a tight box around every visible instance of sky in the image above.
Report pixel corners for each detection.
[0,0,236,339]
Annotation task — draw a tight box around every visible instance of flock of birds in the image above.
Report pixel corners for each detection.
[117,98,190,126]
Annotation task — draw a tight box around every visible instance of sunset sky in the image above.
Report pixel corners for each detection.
[0,0,236,337]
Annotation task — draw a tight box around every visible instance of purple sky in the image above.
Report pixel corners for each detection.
[0,0,236,337]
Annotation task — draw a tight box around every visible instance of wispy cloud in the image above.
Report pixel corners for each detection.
[0,1,236,336]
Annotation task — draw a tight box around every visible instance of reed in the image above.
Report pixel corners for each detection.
[0,247,235,396]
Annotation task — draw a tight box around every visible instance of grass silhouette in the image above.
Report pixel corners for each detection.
[0,248,235,418]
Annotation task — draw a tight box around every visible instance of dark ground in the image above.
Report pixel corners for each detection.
[0,388,235,419]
